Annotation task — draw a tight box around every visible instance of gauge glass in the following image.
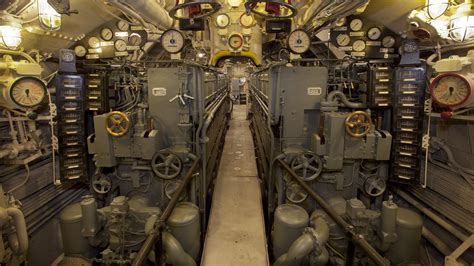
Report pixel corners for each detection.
[101,28,113,41]
[367,27,382,40]
[10,78,46,108]
[336,34,350,47]
[74,45,86,57]
[382,36,396,48]
[352,40,366,52]
[288,29,311,54]
[114,39,127,52]
[216,14,230,28]
[431,74,471,107]
[161,29,185,54]
[350,19,363,31]
[228,34,244,50]
[240,14,254,28]
[88,37,100,48]
[117,20,130,31]
[128,33,142,46]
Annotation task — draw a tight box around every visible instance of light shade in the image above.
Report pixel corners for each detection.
[0,12,22,49]
[448,1,474,42]
[426,0,449,19]
[38,0,61,31]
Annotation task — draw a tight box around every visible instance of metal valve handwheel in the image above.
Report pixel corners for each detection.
[290,152,323,181]
[363,175,386,197]
[245,0,297,18]
[92,174,112,194]
[285,182,308,203]
[345,111,373,138]
[105,111,130,137]
[151,151,183,179]
[169,0,222,20]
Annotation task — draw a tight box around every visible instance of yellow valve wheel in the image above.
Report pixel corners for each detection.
[345,111,373,138]
[105,111,130,137]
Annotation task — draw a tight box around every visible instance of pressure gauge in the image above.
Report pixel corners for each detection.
[74,45,86,57]
[128,33,143,46]
[117,20,130,31]
[350,18,363,31]
[240,13,255,28]
[160,29,185,54]
[430,73,473,108]
[88,36,100,48]
[114,39,127,52]
[101,27,114,41]
[228,33,244,50]
[287,29,311,54]
[352,40,366,52]
[61,50,75,62]
[10,77,47,108]
[367,27,382,40]
[382,36,396,48]
[336,33,350,47]
[216,14,230,28]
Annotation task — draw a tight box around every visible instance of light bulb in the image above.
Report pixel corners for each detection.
[426,0,449,19]
[449,2,474,41]
[0,25,22,49]
[38,0,61,31]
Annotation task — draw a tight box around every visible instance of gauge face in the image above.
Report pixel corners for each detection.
[240,14,254,28]
[88,37,100,48]
[335,17,347,27]
[288,29,311,54]
[216,14,230,28]
[336,34,350,46]
[62,50,75,62]
[382,36,396,48]
[350,19,363,31]
[10,77,46,108]
[114,39,127,52]
[430,74,471,107]
[403,41,418,53]
[367,27,382,40]
[74,45,86,57]
[352,40,366,52]
[101,28,113,41]
[228,33,244,50]
[128,33,142,46]
[161,29,185,54]
[117,20,130,31]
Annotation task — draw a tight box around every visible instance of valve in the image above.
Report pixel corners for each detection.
[345,111,373,138]
[105,111,130,137]
[151,151,183,179]
[290,152,323,181]
[363,175,386,197]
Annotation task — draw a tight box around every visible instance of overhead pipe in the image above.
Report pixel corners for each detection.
[115,0,173,30]
[326,90,366,109]
[0,207,28,255]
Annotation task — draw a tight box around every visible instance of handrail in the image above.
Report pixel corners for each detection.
[276,159,390,266]
[132,157,201,266]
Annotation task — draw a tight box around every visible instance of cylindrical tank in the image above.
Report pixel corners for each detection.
[387,207,423,265]
[59,203,93,258]
[272,204,309,259]
[381,200,398,239]
[167,202,201,261]
[80,197,98,237]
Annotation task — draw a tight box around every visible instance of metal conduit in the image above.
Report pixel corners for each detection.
[276,159,389,266]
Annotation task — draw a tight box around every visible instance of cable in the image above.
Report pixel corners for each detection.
[7,164,30,194]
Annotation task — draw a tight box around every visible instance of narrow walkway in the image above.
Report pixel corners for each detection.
[201,104,268,266]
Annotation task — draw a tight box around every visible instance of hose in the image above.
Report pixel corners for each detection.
[326,90,366,109]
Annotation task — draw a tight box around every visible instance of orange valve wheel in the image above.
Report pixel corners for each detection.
[345,111,373,138]
[105,111,130,137]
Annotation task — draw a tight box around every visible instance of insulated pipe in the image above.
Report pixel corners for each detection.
[162,232,196,266]
[326,90,366,109]
[117,0,173,29]
[1,208,28,255]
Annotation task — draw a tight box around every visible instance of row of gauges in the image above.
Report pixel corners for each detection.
[215,13,256,28]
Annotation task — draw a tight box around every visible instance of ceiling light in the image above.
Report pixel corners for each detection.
[448,0,474,42]
[426,0,450,19]
[0,11,22,50]
[38,0,61,31]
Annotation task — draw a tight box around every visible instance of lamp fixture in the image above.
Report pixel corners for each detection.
[38,0,61,31]
[448,0,474,42]
[0,11,22,50]
[425,0,450,20]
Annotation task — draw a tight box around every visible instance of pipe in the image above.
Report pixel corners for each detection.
[117,0,173,29]
[326,90,366,109]
[3,208,28,255]
[162,232,196,266]
[0,49,36,63]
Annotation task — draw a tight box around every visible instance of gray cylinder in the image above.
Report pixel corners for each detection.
[80,197,98,237]
[167,202,201,261]
[387,207,423,265]
[272,204,309,259]
[381,200,398,243]
[59,203,93,258]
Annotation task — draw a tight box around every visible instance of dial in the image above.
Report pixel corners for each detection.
[101,27,114,41]
[228,33,244,50]
[128,33,143,46]
[10,77,47,108]
[336,33,350,47]
[287,29,311,54]
[88,37,100,48]
[350,18,363,31]
[216,14,230,28]
[160,29,185,54]
[61,50,74,62]
[403,41,418,53]
[352,40,366,52]
[240,14,255,28]
[114,39,127,52]
[228,0,242,7]
[367,27,382,40]
[382,36,396,48]
[74,45,86,57]
[117,20,130,31]
[335,17,347,27]
[430,74,472,108]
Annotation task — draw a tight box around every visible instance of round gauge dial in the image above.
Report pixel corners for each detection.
[403,41,418,53]
[430,73,472,108]
[382,36,396,48]
[228,33,244,50]
[288,29,311,54]
[117,20,130,31]
[350,18,363,31]
[61,50,75,62]
[114,39,127,52]
[367,27,382,40]
[216,14,230,28]
[74,45,86,57]
[352,40,366,52]
[88,36,100,48]
[128,33,143,46]
[101,27,114,41]
[160,29,185,54]
[10,77,47,108]
[336,33,350,47]
[240,13,255,28]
